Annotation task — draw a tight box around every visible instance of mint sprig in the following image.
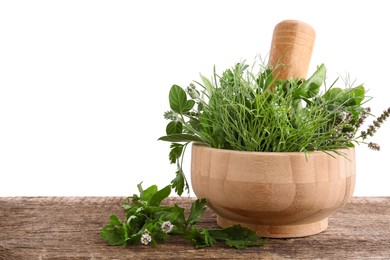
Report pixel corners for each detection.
[100,183,267,249]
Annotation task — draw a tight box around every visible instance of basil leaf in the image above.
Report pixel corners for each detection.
[166,121,183,135]
[169,85,188,114]
[184,100,195,113]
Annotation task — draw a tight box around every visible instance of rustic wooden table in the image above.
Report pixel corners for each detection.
[0,197,389,259]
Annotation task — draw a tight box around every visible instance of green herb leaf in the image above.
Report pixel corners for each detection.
[298,64,325,98]
[184,100,196,113]
[139,184,158,202]
[323,85,365,107]
[200,228,216,247]
[189,117,202,131]
[159,204,186,227]
[199,75,214,96]
[187,198,207,227]
[99,215,127,246]
[323,87,343,102]
[344,85,365,106]
[171,170,187,196]
[149,185,171,206]
[158,133,204,143]
[166,121,183,135]
[186,226,210,248]
[169,85,191,114]
[209,225,268,249]
[168,143,184,164]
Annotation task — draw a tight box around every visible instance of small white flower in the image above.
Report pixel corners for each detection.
[140,231,152,245]
[161,221,174,233]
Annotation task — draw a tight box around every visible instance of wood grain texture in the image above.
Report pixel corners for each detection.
[268,20,316,80]
[191,144,356,238]
[0,197,389,259]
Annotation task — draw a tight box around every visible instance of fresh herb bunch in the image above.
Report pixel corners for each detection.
[100,183,267,249]
[159,59,390,195]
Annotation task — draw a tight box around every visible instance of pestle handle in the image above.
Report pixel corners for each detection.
[268,20,316,81]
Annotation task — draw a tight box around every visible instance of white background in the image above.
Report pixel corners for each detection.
[1,0,389,196]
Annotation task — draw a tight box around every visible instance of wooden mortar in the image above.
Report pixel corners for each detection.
[191,20,356,238]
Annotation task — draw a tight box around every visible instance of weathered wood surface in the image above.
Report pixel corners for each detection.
[0,197,389,259]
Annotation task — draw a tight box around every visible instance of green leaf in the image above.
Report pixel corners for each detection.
[187,198,207,227]
[171,170,187,196]
[323,85,365,107]
[136,183,144,198]
[323,87,343,102]
[184,100,196,113]
[166,121,183,135]
[109,214,122,225]
[149,185,171,206]
[209,225,267,249]
[199,75,214,96]
[170,204,186,226]
[100,215,127,246]
[264,68,276,90]
[299,64,326,98]
[186,226,210,248]
[158,133,204,143]
[152,228,169,244]
[169,143,184,164]
[344,85,365,106]
[158,204,186,227]
[200,229,216,247]
[293,83,307,98]
[189,117,202,132]
[169,85,189,114]
[139,184,158,202]
[225,237,267,250]
[185,227,216,248]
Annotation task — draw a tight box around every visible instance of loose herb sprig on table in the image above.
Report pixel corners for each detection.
[159,60,390,195]
[100,183,267,249]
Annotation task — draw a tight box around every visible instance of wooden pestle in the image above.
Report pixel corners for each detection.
[268,20,316,81]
